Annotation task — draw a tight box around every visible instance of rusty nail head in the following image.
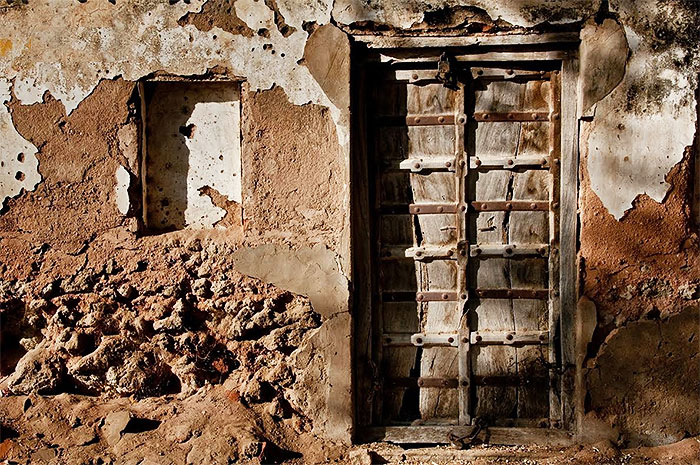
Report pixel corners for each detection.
[461,294,467,300]
[438,116,445,123]
[414,207,421,213]
[540,158,547,165]
[505,247,513,254]
[448,337,455,344]
[539,334,546,341]
[508,114,514,120]
[476,69,484,75]
[415,117,421,123]
[506,333,514,341]
[417,294,424,301]
[483,114,489,120]
[458,116,466,124]
[418,379,424,386]
[552,202,559,209]
[474,248,481,255]
[531,203,538,210]
[447,249,454,256]
[475,334,482,342]
[506,69,514,75]
[442,293,449,300]
[445,161,452,167]
[416,337,423,344]
[460,205,467,212]
[437,206,444,213]
[461,337,468,344]
[507,159,514,165]
[415,250,423,257]
[506,290,513,297]
[506,202,513,209]
[414,162,421,169]
[481,203,488,209]
[474,158,482,166]
[412,73,419,80]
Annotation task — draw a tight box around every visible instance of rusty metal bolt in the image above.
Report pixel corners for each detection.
[506,159,514,166]
[415,250,423,257]
[506,290,513,297]
[474,158,482,166]
[461,294,467,300]
[442,293,449,300]
[506,202,513,210]
[540,158,547,166]
[412,73,419,80]
[460,205,467,212]
[531,203,538,210]
[473,247,482,255]
[438,116,445,123]
[414,117,421,124]
[417,294,424,301]
[448,337,455,344]
[461,337,469,344]
[416,337,423,344]
[417,378,425,386]
[539,334,546,341]
[506,333,514,341]
[445,161,452,168]
[481,203,488,210]
[458,116,466,124]
[506,69,514,75]
[476,69,484,76]
[414,207,421,213]
[483,114,490,120]
[446,249,454,257]
[413,162,421,170]
[475,334,482,342]
[505,247,513,255]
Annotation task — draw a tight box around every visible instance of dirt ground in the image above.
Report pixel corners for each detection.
[0,386,698,465]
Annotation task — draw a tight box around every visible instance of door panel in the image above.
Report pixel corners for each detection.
[363,61,561,433]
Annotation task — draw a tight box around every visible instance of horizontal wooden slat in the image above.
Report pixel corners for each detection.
[470,244,549,257]
[388,377,460,388]
[409,203,464,214]
[405,246,456,260]
[471,67,552,80]
[470,156,550,170]
[376,114,466,126]
[410,333,460,347]
[473,111,551,122]
[359,426,573,445]
[471,330,549,345]
[399,157,456,172]
[471,201,550,211]
[416,291,462,302]
[473,289,550,299]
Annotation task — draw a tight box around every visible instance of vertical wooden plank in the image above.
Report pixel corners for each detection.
[560,57,579,430]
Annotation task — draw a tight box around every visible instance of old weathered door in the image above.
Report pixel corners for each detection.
[356,56,567,443]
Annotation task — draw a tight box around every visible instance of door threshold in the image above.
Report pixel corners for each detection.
[358,425,573,446]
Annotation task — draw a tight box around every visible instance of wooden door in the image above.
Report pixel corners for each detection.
[359,59,563,439]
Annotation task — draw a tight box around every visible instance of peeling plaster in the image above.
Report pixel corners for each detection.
[586,26,697,219]
[0,0,348,150]
[0,78,41,209]
[115,165,131,215]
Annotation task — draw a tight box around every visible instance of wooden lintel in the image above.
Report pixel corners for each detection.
[354,32,580,49]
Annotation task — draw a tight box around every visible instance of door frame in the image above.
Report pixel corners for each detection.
[350,32,582,445]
